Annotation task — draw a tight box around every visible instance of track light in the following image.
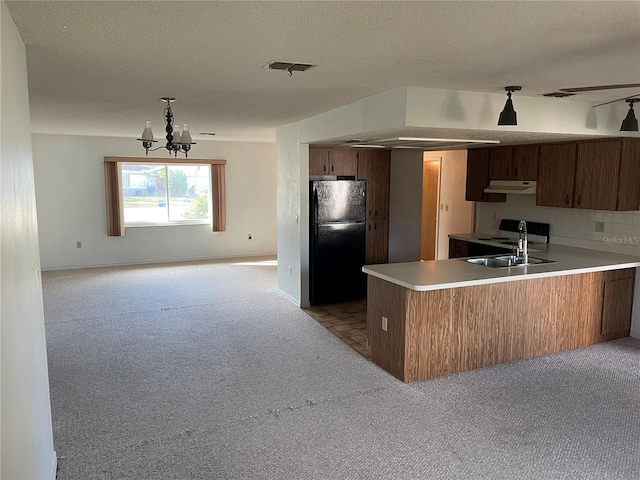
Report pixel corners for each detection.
[620,98,639,132]
[498,86,521,126]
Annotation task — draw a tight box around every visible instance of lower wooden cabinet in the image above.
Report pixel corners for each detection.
[366,220,389,264]
[601,269,635,335]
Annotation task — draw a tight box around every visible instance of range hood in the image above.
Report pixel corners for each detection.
[484,180,537,194]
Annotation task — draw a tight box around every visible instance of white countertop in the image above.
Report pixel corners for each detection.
[362,244,640,292]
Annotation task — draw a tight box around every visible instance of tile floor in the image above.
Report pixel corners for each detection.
[304,300,370,359]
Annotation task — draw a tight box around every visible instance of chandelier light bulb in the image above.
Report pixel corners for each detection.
[172,126,182,145]
[141,121,154,141]
[181,124,193,144]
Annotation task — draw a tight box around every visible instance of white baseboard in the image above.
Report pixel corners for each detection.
[41,253,277,271]
[277,289,302,307]
[49,451,57,480]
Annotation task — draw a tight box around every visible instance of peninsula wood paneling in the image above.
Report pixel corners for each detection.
[367,268,636,383]
[367,277,407,380]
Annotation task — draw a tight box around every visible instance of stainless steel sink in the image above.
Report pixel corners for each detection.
[462,254,556,268]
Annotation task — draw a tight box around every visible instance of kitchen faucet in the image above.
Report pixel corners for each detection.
[516,220,528,264]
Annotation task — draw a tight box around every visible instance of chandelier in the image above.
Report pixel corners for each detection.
[137,97,196,157]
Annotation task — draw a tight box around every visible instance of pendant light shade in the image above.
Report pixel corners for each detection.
[498,86,522,126]
[620,99,639,132]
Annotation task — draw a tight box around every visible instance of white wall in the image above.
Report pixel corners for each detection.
[476,197,640,337]
[389,150,423,262]
[276,122,309,307]
[1,2,56,478]
[32,135,276,270]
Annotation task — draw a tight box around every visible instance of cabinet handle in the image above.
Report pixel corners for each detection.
[368,224,371,231]
[331,164,334,173]
[375,209,378,216]
[514,166,518,177]
[565,194,570,205]
[374,223,377,230]
[323,164,326,173]
[576,194,582,206]
[369,209,372,216]
[506,167,509,177]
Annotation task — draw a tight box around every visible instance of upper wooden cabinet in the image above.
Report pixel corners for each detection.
[489,146,539,180]
[574,140,621,210]
[309,147,357,176]
[466,149,506,203]
[618,139,640,211]
[536,143,577,208]
[357,149,391,220]
[536,138,640,211]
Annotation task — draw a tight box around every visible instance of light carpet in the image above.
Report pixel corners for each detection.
[42,258,640,479]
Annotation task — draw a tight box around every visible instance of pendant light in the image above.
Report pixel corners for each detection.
[498,86,522,126]
[620,98,639,132]
[137,97,196,157]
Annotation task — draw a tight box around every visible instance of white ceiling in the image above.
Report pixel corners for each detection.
[6,1,640,143]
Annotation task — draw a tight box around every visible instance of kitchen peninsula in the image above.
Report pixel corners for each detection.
[362,244,639,383]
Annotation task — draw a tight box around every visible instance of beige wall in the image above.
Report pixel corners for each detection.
[1,2,56,478]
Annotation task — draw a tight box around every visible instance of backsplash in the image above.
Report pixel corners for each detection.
[476,195,640,257]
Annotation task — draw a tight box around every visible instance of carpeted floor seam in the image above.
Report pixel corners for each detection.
[45,293,280,325]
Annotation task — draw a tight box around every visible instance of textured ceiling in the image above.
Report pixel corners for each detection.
[5,1,640,143]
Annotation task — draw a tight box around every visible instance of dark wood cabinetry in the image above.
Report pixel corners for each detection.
[448,239,469,258]
[489,146,539,181]
[574,140,621,210]
[536,138,640,211]
[357,149,391,264]
[309,147,357,176]
[466,149,506,203]
[536,143,577,208]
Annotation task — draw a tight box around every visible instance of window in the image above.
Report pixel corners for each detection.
[122,163,211,226]
[104,157,226,236]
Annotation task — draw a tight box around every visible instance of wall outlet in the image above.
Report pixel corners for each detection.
[248,233,252,240]
[381,316,388,331]
[594,222,605,233]
[288,266,292,275]
[76,241,82,248]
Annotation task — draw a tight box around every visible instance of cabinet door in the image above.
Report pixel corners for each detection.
[466,149,506,202]
[328,148,358,176]
[617,139,640,211]
[372,150,391,220]
[601,277,634,335]
[357,150,391,220]
[488,147,513,180]
[365,220,389,264]
[309,148,330,175]
[574,141,621,210]
[512,145,539,180]
[536,143,577,208]
[448,239,469,259]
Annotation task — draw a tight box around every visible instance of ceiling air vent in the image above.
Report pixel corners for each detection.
[264,61,316,76]
[543,92,576,98]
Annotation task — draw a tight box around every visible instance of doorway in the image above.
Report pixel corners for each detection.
[421,159,440,261]
[420,151,475,260]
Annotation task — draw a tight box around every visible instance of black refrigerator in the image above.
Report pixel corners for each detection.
[310,180,367,305]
